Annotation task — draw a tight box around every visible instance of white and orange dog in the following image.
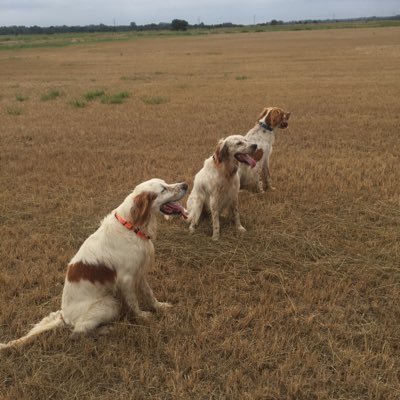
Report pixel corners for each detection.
[239,107,291,192]
[187,135,257,241]
[0,178,188,350]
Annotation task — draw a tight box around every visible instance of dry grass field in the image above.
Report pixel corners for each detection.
[0,27,399,399]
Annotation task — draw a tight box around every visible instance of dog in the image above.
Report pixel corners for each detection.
[186,135,257,241]
[0,178,188,350]
[239,107,291,192]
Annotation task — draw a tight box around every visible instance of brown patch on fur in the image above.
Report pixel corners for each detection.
[215,141,229,164]
[253,148,264,162]
[67,261,116,284]
[214,140,238,178]
[257,107,270,121]
[130,191,157,226]
[268,108,284,128]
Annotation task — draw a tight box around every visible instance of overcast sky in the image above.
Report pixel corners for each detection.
[0,0,398,27]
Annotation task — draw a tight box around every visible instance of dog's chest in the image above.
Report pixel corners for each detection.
[246,129,275,149]
[216,174,239,198]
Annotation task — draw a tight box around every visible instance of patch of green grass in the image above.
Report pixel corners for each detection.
[41,90,61,101]
[101,91,130,104]
[84,89,105,101]
[15,94,28,102]
[235,75,249,80]
[70,99,87,108]
[7,106,23,115]
[140,95,169,105]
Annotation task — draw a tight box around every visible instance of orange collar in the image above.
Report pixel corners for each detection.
[115,213,151,240]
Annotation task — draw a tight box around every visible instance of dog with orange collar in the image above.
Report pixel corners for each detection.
[0,178,188,349]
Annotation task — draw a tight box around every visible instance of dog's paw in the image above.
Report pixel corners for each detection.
[137,311,153,320]
[97,325,113,336]
[156,301,173,310]
[69,331,85,341]
[189,226,196,234]
[237,225,247,233]
[212,234,220,241]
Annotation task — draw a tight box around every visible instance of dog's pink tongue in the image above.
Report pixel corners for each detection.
[162,202,188,219]
[237,154,257,169]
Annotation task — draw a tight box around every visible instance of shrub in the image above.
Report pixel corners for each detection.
[41,90,61,101]
[101,92,130,104]
[15,94,28,102]
[141,95,169,105]
[70,99,87,108]
[7,106,22,115]
[84,90,105,101]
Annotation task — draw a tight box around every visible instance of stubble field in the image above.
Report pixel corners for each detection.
[0,27,399,399]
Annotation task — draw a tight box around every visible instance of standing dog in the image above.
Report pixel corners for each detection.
[239,107,291,192]
[187,135,257,241]
[0,178,188,350]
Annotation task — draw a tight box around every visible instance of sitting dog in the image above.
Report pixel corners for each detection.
[239,107,291,192]
[186,135,257,241]
[0,178,188,350]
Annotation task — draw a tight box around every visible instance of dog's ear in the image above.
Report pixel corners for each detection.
[285,112,291,120]
[257,107,270,122]
[252,148,264,162]
[130,191,157,226]
[215,140,229,163]
[266,108,283,128]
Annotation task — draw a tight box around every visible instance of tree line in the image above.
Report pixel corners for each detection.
[0,15,399,35]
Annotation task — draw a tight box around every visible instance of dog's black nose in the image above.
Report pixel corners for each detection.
[251,144,257,150]
[181,183,188,191]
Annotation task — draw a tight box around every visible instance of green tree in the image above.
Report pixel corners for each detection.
[171,19,189,31]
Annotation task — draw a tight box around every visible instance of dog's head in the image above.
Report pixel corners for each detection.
[130,179,188,225]
[258,107,291,130]
[215,135,258,169]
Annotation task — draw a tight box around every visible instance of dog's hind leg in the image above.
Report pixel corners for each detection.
[71,297,119,338]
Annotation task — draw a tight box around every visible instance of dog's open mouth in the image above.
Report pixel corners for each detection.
[160,202,188,219]
[235,153,257,168]
[280,121,288,128]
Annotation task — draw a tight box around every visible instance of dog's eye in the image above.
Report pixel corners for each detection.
[237,141,243,145]
[161,187,167,193]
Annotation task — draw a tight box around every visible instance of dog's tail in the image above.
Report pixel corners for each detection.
[0,310,64,350]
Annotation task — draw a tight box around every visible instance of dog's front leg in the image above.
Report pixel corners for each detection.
[231,197,246,233]
[120,277,151,319]
[258,173,265,193]
[210,195,220,241]
[139,276,172,311]
[264,158,276,191]
[139,255,171,311]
